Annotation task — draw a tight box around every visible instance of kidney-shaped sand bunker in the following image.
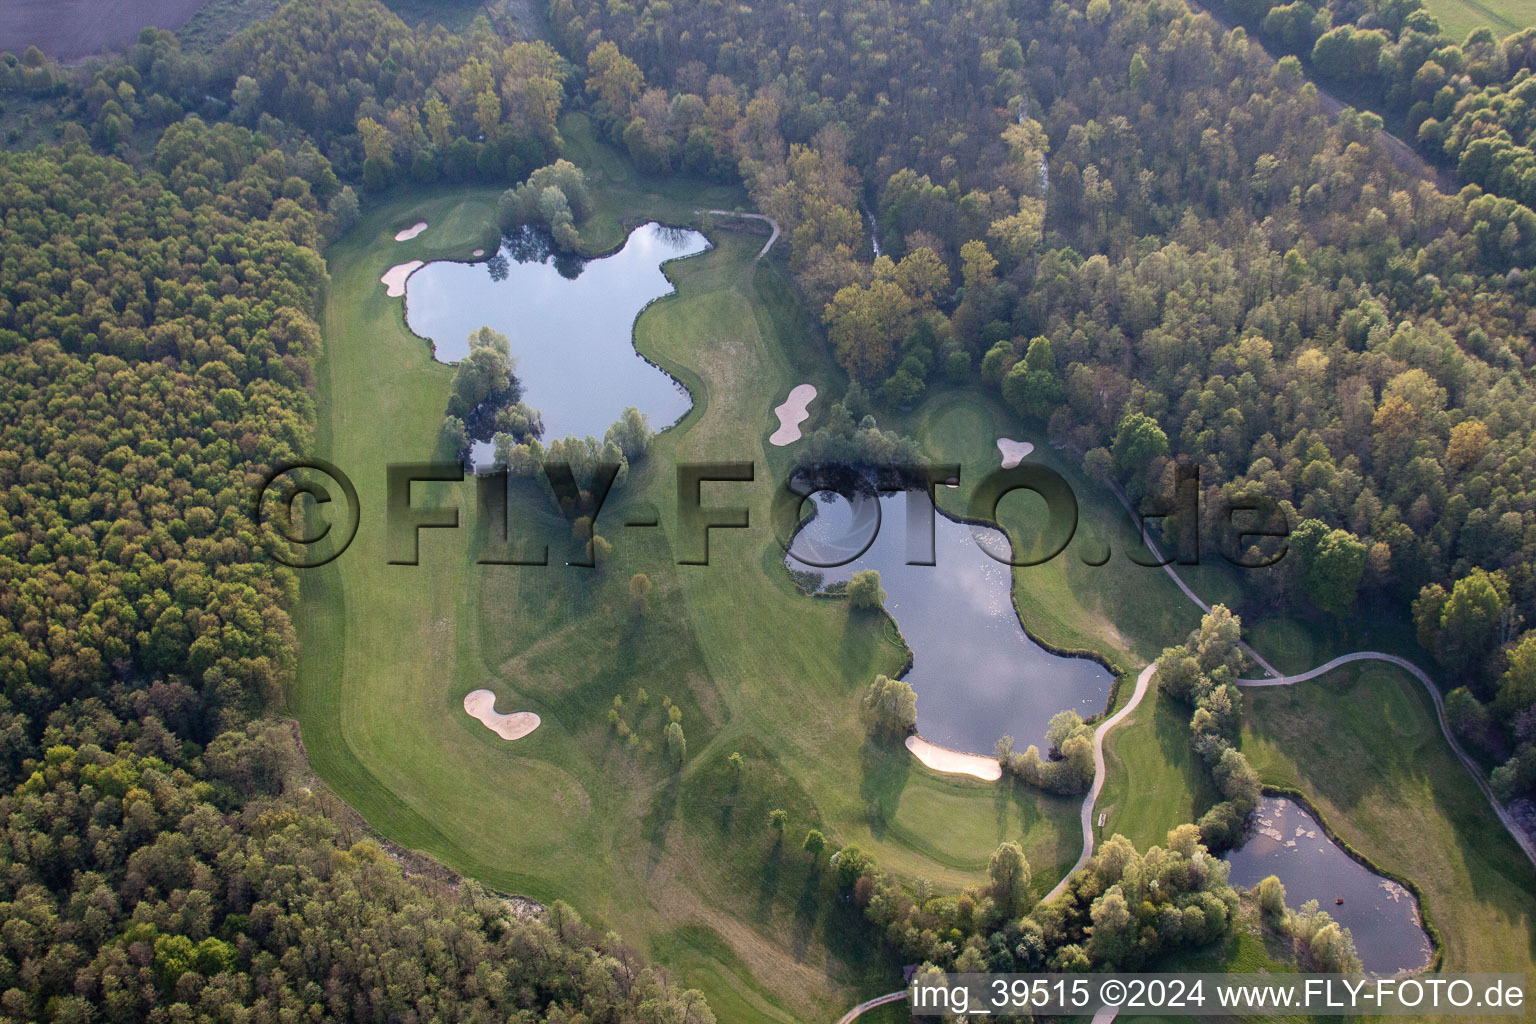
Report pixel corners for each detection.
[463,689,540,741]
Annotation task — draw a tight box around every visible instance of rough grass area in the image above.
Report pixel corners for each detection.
[174,0,281,51]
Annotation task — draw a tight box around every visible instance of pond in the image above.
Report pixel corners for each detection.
[1224,796,1433,977]
[785,485,1115,754]
[404,222,708,446]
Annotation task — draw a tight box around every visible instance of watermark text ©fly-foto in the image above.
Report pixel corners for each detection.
[251,459,1292,570]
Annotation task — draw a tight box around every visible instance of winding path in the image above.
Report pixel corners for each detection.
[698,209,780,258]
[1237,652,1536,869]
[1104,483,1282,680]
[833,989,908,1024]
[1042,660,1160,904]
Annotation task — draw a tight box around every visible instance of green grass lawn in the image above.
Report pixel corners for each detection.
[1426,0,1536,44]
[291,123,1090,1023]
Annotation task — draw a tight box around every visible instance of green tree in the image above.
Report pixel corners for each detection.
[586,41,645,119]
[1088,884,1136,965]
[824,278,913,384]
[803,829,826,859]
[1110,412,1169,482]
[665,720,687,765]
[1045,710,1086,757]
[1291,519,1367,618]
[1436,568,1512,675]
[987,841,1032,917]
[448,326,516,419]
[861,675,918,737]
[847,569,886,610]
[1495,633,1536,720]
[605,406,654,460]
[629,572,653,615]
[1257,875,1288,921]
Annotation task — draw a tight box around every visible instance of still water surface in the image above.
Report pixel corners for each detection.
[786,488,1114,753]
[1224,796,1433,976]
[404,222,708,442]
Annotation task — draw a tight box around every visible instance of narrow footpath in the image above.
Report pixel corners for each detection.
[697,209,779,258]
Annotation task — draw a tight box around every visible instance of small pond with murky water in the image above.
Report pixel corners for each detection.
[1224,796,1433,976]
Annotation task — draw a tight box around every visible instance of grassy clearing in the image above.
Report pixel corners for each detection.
[1425,0,1536,44]
[292,124,1092,1021]
[380,0,487,33]
[175,0,282,51]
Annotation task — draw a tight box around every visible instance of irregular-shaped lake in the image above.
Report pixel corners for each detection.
[404,222,708,441]
[785,487,1114,753]
[1224,796,1433,976]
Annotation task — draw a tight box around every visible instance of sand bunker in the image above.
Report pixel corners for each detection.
[770,384,817,445]
[472,248,485,257]
[381,260,423,297]
[395,221,428,241]
[463,689,540,741]
[905,734,1001,781]
[996,437,1034,468]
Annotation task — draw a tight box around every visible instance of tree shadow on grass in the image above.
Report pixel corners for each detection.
[839,605,892,690]
[792,865,822,960]
[859,737,910,840]
[756,840,782,920]
[995,771,1017,832]
[1154,690,1219,822]
[643,773,682,874]
[995,775,1050,841]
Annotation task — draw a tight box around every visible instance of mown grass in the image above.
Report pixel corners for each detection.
[1425,0,1536,45]
[292,124,1088,1022]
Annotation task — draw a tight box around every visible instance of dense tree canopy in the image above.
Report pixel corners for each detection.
[0,720,714,1024]
[0,127,328,740]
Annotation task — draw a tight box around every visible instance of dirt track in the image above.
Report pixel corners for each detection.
[0,0,209,61]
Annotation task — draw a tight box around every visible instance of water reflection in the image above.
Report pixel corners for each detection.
[1224,796,1433,977]
[785,481,1114,753]
[405,222,709,441]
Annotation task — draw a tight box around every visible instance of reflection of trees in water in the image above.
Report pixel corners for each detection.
[489,223,702,282]
[499,224,550,265]
[655,224,695,249]
[494,225,587,280]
